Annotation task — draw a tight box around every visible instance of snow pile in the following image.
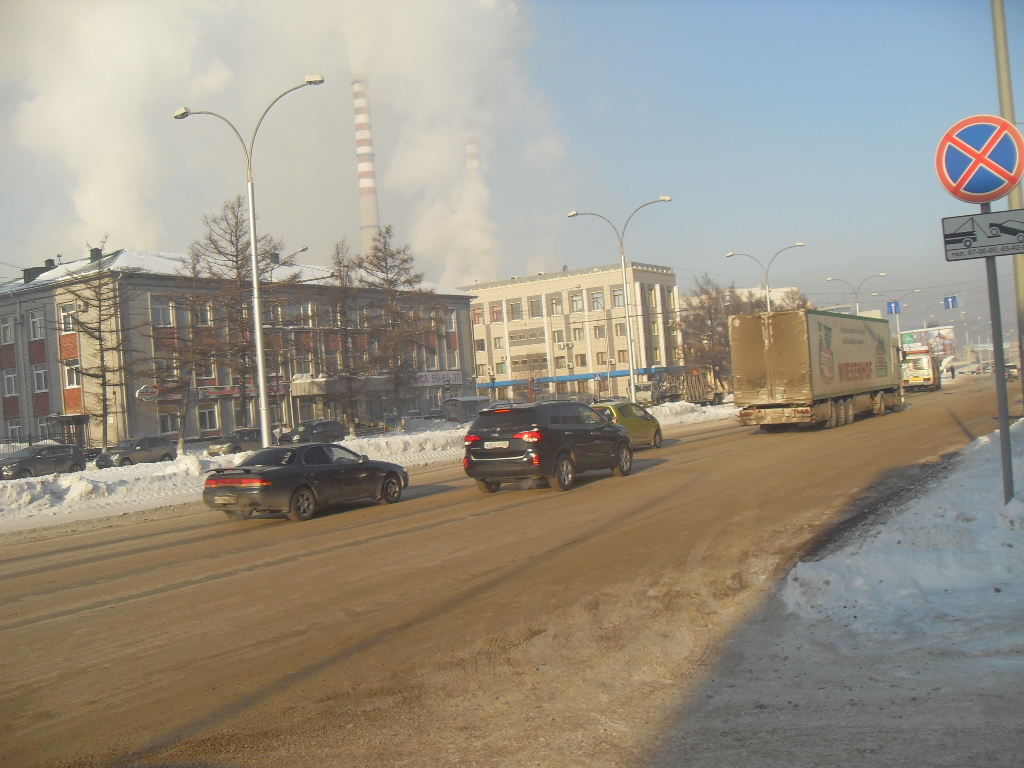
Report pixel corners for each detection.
[344,430,468,467]
[648,399,735,426]
[783,422,1024,653]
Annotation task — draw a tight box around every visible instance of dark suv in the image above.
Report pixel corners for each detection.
[463,401,633,493]
[281,419,346,444]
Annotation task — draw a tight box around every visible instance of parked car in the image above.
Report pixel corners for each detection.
[203,443,409,521]
[279,419,346,444]
[94,436,177,468]
[463,400,633,493]
[208,428,264,456]
[1006,364,1020,381]
[0,444,87,479]
[591,399,663,449]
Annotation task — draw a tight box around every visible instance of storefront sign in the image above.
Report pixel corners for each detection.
[410,370,463,387]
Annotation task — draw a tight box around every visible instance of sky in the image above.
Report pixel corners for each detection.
[1,0,1022,347]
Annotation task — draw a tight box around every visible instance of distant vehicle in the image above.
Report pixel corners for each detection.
[208,428,263,456]
[729,309,903,432]
[0,444,87,479]
[592,400,662,449]
[463,401,633,493]
[94,436,177,468]
[203,443,409,521]
[279,419,346,444]
[902,352,943,392]
[1006,364,1020,380]
[442,396,493,423]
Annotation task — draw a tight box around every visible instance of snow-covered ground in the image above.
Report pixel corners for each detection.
[0,400,736,532]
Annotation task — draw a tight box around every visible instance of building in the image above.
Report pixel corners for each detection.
[0,249,475,447]
[459,262,684,401]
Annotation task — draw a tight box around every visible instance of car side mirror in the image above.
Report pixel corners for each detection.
[135,445,143,451]
[359,454,369,463]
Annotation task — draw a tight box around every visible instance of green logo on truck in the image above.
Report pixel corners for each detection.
[875,336,888,377]
[818,322,835,383]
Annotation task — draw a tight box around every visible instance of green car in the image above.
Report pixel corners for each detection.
[592,400,662,449]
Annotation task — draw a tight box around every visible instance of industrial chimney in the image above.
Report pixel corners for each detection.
[352,77,381,256]
[466,136,481,172]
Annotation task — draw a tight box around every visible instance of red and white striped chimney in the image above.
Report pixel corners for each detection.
[352,76,381,255]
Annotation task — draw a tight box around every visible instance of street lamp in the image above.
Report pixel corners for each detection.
[873,288,920,340]
[174,75,324,447]
[568,196,671,401]
[269,245,308,282]
[826,273,886,315]
[725,243,805,312]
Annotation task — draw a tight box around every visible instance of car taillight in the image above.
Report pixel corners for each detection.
[205,476,272,488]
[513,430,541,443]
[532,454,540,467]
[464,434,481,445]
[463,457,469,469]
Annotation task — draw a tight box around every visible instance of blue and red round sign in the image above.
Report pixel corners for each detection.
[935,114,1024,203]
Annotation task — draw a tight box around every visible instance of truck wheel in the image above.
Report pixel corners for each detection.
[843,398,854,425]
[836,399,847,427]
[873,392,886,416]
[826,400,838,429]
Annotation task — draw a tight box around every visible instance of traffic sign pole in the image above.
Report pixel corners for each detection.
[983,201,1014,503]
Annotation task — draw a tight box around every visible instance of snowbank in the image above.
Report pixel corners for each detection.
[783,421,1024,653]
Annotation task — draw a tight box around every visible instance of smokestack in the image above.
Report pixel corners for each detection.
[466,136,481,172]
[352,77,381,256]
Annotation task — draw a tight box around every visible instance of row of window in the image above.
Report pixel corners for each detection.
[471,285,674,325]
[474,322,643,353]
[5,417,56,440]
[2,360,80,396]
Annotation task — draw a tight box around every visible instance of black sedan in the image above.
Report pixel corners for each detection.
[0,444,87,479]
[203,443,409,521]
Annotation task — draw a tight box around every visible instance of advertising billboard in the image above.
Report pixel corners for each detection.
[900,326,956,357]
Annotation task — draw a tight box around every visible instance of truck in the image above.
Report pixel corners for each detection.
[729,309,903,432]
[644,367,726,406]
[901,352,944,392]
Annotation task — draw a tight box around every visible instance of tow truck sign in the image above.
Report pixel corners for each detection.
[942,208,1024,261]
[935,115,1024,204]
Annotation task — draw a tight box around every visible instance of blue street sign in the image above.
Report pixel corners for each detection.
[944,295,958,310]
[887,301,900,315]
[936,115,1024,204]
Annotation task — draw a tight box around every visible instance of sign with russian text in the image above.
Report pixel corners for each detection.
[942,208,1024,261]
[410,370,463,388]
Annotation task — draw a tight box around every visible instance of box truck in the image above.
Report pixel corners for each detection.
[729,309,903,431]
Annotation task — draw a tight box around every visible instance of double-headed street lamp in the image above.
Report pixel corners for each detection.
[826,273,886,315]
[725,243,805,312]
[567,196,672,401]
[174,75,324,447]
[872,288,920,339]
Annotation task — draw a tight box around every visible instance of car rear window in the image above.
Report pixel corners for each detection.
[471,408,540,431]
[241,448,299,466]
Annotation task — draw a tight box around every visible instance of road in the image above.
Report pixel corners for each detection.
[0,378,1012,767]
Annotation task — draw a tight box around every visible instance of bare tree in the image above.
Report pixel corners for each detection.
[678,273,732,378]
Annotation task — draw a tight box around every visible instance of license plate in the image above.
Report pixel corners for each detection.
[484,441,509,449]
[214,494,238,504]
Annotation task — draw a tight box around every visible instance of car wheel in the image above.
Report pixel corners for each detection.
[612,444,633,477]
[231,445,242,454]
[476,479,501,494]
[224,509,254,521]
[16,468,32,479]
[379,474,403,505]
[119,458,133,467]
[287,487,317,522]
[551,455,576,492]
[652,430,663,449]
[160,454,173,462]
[67,463,84,473]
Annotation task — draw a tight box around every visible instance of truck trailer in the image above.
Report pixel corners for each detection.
[729,309,903,431]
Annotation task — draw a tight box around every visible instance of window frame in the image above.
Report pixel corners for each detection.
[64,358,81,388]
[28,310,45,341]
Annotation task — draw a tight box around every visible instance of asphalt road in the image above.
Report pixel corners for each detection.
[0,377,1012,768]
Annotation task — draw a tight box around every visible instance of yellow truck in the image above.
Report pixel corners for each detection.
[902,352,944,392]
[729,309,903,432]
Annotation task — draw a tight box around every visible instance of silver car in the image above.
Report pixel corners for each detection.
[94,436,177,468]
[208,428,263,456]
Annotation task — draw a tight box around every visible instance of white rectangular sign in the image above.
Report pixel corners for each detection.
[942,209,1024,261]
[410,370,463,387]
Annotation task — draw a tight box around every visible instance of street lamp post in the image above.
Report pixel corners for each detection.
[568,196,672,401]
[826,273,886,315]
[725,243,805,312]
[174,75,324,447]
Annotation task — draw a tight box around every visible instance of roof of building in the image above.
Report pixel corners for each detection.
[458,261,676,293]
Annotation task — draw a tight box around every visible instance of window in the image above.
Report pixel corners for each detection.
[615,323,627,337]
[646,287,658,307]
[195,358,215,379]
[0,316,11,345]
[537,329,545,339]
[650,319,660,336]
[668,292,676,309]
[294,356,312,375]
[476,363,487,376]
[590,291,604,311]
[194,303,212,326]
[495,362,506,375]
[570,294,584,313]
[575,354,587,368]
[490,305,503,323]
[426,349,438,370]
[555,356,567,370]
[529,299,543,318]
[652,348,662,363]
[7,419,21,440]
[596,352,607,365]
[59,303,77,333]
[549,295,563,315]
[508,301,522,322]
[152,298,173,327]
[33,364,48,392]
[472,307,484,325]
[475,339,486,352]
[617,350,629,363]
[445,309,456,332]
[159,411,180,435]
[494,337,504,349]
[64,358,81,388]
[37,416,50,439]
[4,369,17,396]
[154,357,177,381]
[447,350,459,370]
[198,406,219,432]
[612,288,625,308]
[28,310,44,340]
[572,327,585,342]
[594,325,606,339]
